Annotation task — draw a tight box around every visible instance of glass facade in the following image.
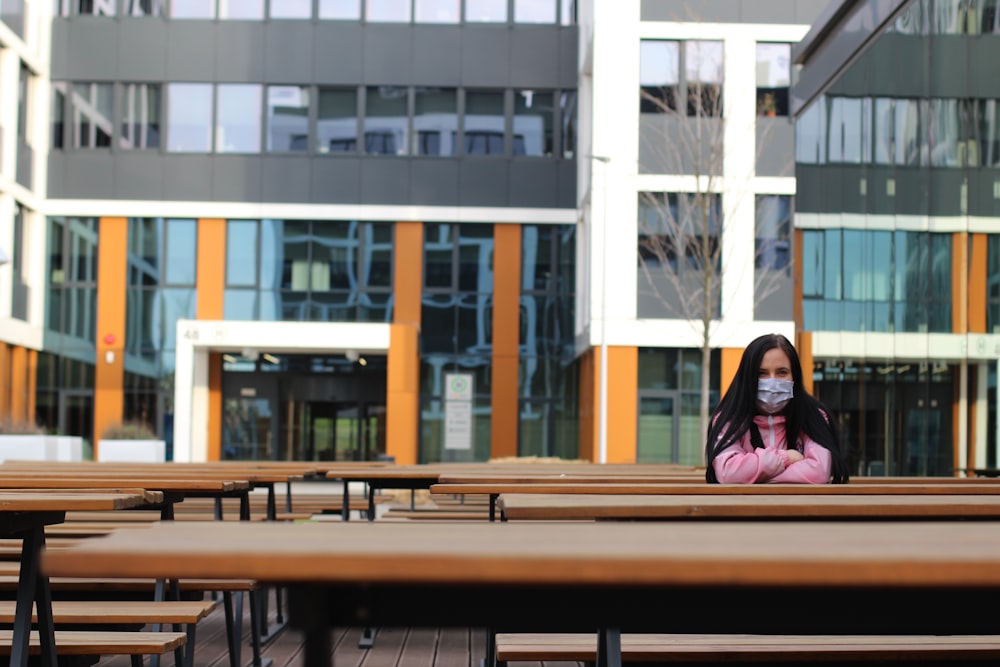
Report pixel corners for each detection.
[794,0,1000,476]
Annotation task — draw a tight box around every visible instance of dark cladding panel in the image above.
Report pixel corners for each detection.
[409,160,460,206]
[361,158,411,204]
[313,24,364,84]
[755,119,795,177]
[558,28,579,89]
[264,22,314,82]
[67,20,120,80]
[510,27,561,88]
[641,0,740,22]
[162,155,214,201]
[118,20,169,81]
[363,25,414,84]
[165,23,218,81]
[413,27,462,85]
[215,22,266,81]
[50,21,71,79]
[556,159,578,208]
[61,153,115,198]
[47,154,67,198]
[310,158,363,203]
[113,153,165,200]
[261,156,313,203]
[460,26,511,87]
[509,160,559,208]
[458,159,509,206]
[211,157,264,202]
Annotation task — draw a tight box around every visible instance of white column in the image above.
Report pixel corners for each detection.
[190,348,210,462]
[957,359,968,473]
[173,322,195,462]
[975,361,988,469]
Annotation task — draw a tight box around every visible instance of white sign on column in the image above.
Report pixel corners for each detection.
[444,373,474,451]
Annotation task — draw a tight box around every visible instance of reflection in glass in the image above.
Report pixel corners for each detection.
[639,40,679,113]
[270,0,312,18]
[559,0,574,24]
[170,0,215,18]
[121,83,161,150]
[755,195,790,271]
[72,83,113,148]
[165,220,197,285]
[686,40,723,117]
[166,83,212,152]
[318,88,358,153]
[464,90,505,156]
[413,88,457,156]
[414,0,459,22]
[795,98,826,164]
[218,0,263,18]
[226,221,259,287]
[319,0,360,18]
[514,90,554,156]
[465,0,506,21]
[126,0,165,15]
[755,42,789,117]
[365,86,407,155]
[216,84,262,153]
[560,91,576,157]
[982,100,1000,166]
[424,223,454,289]
[77,0,117,15]
[52,85,65,149]
[366,0,411,21]
[267,86,309,152]
[514,0,555,23]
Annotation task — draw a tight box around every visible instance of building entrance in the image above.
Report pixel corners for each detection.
[221,353,387,462]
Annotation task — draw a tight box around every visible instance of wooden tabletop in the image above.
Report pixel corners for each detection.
[0,476,249,493]
[432,482,1000,495]
[39,519,1000,587]
[497,493,1000,519]
[0,491,157,512]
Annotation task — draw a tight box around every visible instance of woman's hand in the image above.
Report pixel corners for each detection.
[785,449,804,464]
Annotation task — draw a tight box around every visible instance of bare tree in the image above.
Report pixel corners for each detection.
[636,40,791,460]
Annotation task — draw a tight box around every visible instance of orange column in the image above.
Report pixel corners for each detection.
[720,347,742,397]
[9,346,27,424]
[796,331,814,395]
[605,346,638,463]
[197,219,227,461]
[490,224,521,459]
[94,217,128,455]
[387,222,423,464]
[953,232,968,333]
[578,349,595,461]
[969,234,987,334]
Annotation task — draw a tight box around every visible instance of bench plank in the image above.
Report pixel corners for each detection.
[0,630,186,656]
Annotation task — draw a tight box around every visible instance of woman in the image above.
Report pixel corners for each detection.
[705,333,849,484]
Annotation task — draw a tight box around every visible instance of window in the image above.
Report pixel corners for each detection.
[17,65,28,142]
[413,87,458,156]
[75,0,116,15]
[639,40,679,113]
[513,90,554,156]
[219,0,264,19]
[216,84,262,153]
[686,41,723,117]
[46,218,99,342]
[120,83,161,150]
[367,0,411,21]
[560,91,576,158]
[318,88,359,153]
[170,0,215,18]
[319,0,360,19]
[364,86,408,155]
[52,85,65,149]
[270,0,311,18]
[638,192,721,274]
[514,0,556,23]
[465,0,506,21]
[72,83,113,148]
[415,0,459,22]
[755,195,791,272]
[125,0,165,16]
[267,86,309,153]
[464,90,506,156]
[756,43,790,117]
[166,83,212,152]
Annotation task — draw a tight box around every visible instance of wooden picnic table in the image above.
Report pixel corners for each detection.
[496,492,1000,520]
[41,519,1000,667]
[0,489,156,667]
[431,481,1000,521]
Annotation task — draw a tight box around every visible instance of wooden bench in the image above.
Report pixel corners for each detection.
[494,633,1000,664]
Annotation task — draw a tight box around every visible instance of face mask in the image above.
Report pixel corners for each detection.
[757,378,793,414]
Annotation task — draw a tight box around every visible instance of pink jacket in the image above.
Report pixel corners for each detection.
[711,414,832,484]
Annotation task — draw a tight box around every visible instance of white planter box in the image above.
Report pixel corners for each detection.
[0,435,85,463]
[97,439,167,463]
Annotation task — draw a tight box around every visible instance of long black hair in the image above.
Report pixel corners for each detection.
[704,334,849,484]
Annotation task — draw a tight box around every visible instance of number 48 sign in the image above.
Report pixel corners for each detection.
[444,373,474,450]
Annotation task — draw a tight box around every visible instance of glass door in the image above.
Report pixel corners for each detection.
[637,392,677,463]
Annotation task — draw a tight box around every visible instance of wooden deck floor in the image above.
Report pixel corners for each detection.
[93,590,581,667]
